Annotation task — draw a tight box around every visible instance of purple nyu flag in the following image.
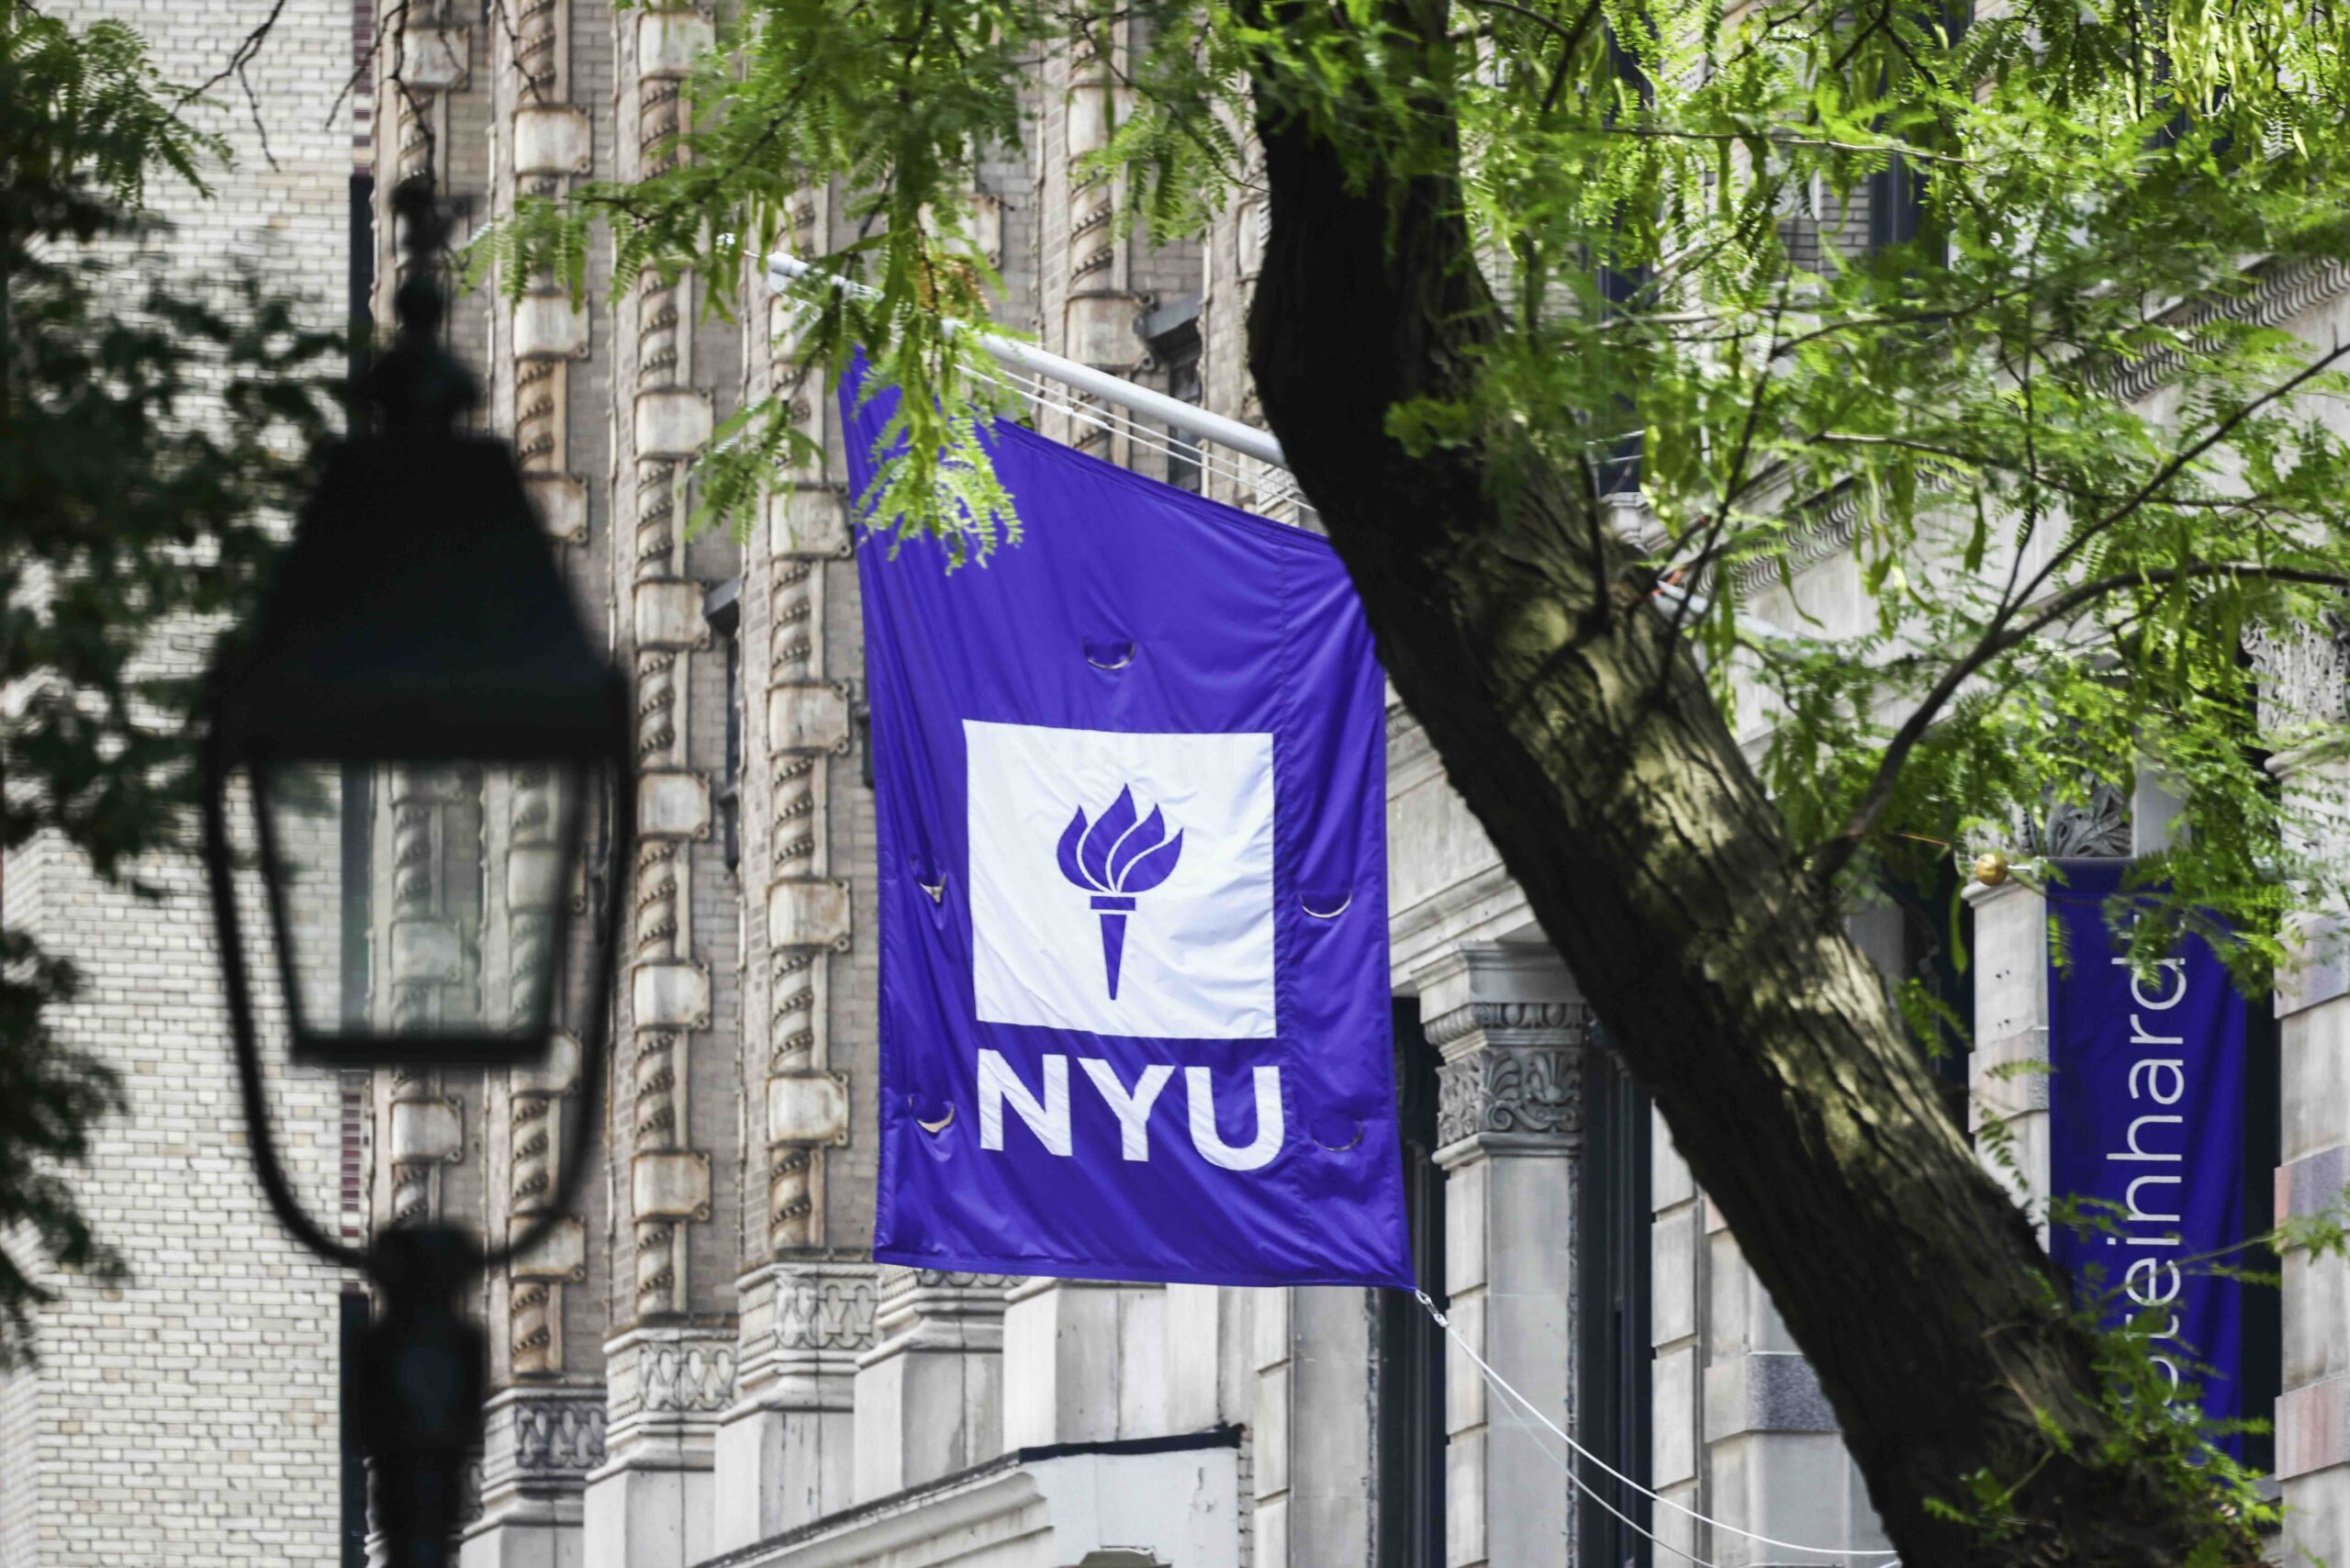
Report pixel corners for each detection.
[2047,859,2247,1452]
[847,377,1410,1287]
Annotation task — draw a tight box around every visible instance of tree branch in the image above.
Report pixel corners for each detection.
[1815,562,2350,880]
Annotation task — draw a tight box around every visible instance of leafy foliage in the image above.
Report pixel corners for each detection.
[0,0,339,1364]
[482,0,2350,1521]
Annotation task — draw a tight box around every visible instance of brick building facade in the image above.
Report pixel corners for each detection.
[0,1,360,1562]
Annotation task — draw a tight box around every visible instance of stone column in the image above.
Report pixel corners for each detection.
[624,2,717,1329]
[1044,28,1136,456]
[715,179,866,1554]
[1969,868,2052,1226]
[759,179,853,1263]
[851,1270,1013,1502]
[1250,1282,1373,1568]
[1650,1114,1707,1563]
[587,11,724,1564]
[2251,622,2350,1563]
[378,6,467,304]
[380,765,480,1232]
[462,1388,605,1568]
[1416,944,1582,1568]
[508,0,590,548]
[1001,1277,1167,1449]
[716,1265,876,1549]
[584,1327,738,1568]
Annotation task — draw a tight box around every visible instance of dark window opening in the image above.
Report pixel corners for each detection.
[1580,1027,1653,1568]
[341,174,376,1030]
[705,578,743,873]
[1890,856,1975,1126]
[1143,296,1204,495]
[1866,1,1968,255]
[1595,26,1651,496]
[2242,995,2281,1480]
[340,1291,369,1568]
[1376,999,1447,1568]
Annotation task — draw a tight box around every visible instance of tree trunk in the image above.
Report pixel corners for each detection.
[1240,20,2255,1566]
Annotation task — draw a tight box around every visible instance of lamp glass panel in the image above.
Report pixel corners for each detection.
[264,759,581,1044]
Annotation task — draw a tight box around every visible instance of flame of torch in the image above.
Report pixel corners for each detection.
[1056,786,1184,1000]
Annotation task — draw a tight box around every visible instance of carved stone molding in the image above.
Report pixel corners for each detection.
[642,1339,737,1414]
[866,1267,1017,1361]
[2036,780,2132,859]
[1415,944,1587,1159]
[878,1266,1019,1299]
[1437,1043,1584,1152]
[1422,999,1583,1050]
[1733,258,2350,601]
[2248,616,2350,738]
[606,1326,741,1445]
[778,1270,878,1352]
[514,1397,607,1473]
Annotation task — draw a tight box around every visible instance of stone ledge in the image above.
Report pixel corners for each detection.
[2279,1373,2350,1480]
[2279,1145,2349,1225]
[1703,1350,1839,1437]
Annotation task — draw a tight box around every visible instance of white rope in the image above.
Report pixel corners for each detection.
[1453,1346,1729,1568]
[1414,1290,1903,1565]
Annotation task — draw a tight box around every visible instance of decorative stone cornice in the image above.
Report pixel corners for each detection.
[857,1267,1017,1369]
[728,1260,877,1430]
[1422,999,1584,1049]
[1733,256,2350,600]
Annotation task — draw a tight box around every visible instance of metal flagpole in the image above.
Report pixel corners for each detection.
[763,251,1828,642]
[764,252,1291,472]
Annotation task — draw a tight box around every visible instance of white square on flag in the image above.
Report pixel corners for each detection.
[966,719,1277,1039]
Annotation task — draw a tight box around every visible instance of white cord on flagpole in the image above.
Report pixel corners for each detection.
[1413,1290,1902,1565]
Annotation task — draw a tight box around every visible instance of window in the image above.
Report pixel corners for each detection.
[1376,1000,1446,1568]
[705,577,743,873]
[340,1291,369,1567]
[1579,1028,1652,1568]
[1143,295,1203,495]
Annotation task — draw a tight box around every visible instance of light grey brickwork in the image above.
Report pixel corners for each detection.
[0,1,360,1562]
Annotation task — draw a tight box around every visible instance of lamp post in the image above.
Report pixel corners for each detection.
[198,177,631,1568]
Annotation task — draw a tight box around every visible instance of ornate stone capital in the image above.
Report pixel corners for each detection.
[603,1324,739,1461]
[861,1267,1016,1365]
[2249,615,2350,754]
[641,1338,737,1414]
[778,1266,880,1352]
[1437,1043,1583,1153]
[1414,943,1587,1160]
[474,1384,606,1529]
[513,1394,608,1475]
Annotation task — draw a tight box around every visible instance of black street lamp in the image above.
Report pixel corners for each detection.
[198,178,631,1568]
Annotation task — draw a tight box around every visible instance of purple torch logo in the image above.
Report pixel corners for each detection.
[1056,786,1185,999]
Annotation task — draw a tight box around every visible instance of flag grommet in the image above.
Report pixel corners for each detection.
[1310,1114,1363,1152]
